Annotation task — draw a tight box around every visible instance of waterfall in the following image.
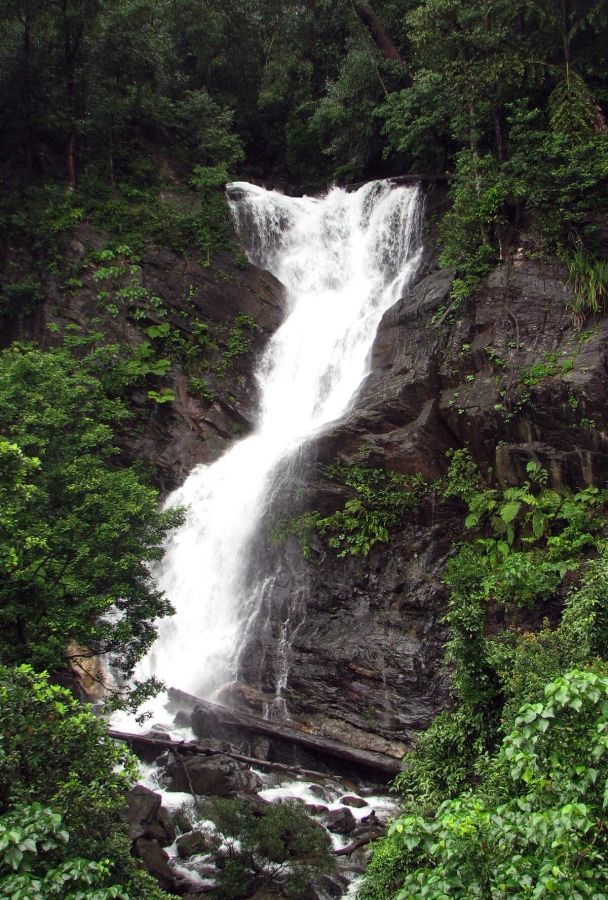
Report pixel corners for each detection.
[133,179,422,713]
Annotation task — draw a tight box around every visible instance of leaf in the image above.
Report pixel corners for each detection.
[500,501,521,525]
[532,512,546,539]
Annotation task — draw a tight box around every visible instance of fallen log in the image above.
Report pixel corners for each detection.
[167,688,402,778]
[108,729,342,780]
[333,829,384,857]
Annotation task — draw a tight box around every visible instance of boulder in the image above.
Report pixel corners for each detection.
[340,795,368,808]
[134,838,180,893]
[173,809,194,834]
[164,753,262,796]
[323,807,357,835]
[176,830,213,859]
[123,784,175,846]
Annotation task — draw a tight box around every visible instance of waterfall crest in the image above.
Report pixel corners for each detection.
[135,180,423,708]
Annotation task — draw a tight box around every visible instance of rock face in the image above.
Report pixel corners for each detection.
[231,254,608,754]
[4,218,284,493]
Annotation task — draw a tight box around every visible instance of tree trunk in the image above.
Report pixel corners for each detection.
[167,688,402,777]
[308,0,412,84]
[352,2,412,84]
[23,8,34,180]
[62,0,80,190]
[67,131,76,190]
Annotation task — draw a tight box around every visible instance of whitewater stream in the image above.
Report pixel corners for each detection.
[121,178,423,722]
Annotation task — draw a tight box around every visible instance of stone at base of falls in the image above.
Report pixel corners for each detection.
[322,807,357,835]
[340,794,368,808]
[168,688,402,780]
[122,784,176,846]
[176,830,213,859]
[163,752,263,796]
[134,838,180,894]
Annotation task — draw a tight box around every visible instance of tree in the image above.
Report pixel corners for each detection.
[0,344,183,705]
[362,670,608,898]
[0,665,169,898]
[203,797,335,898]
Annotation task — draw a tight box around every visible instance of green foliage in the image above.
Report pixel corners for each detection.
[0,803,127,899]
[362,672,608,898]
[317,465,427,558]
[363,446,608,899]
[365,670,608,900]
[0,275,44,315]
[520,350,575,386]
[442,453,606,721]
[280,463,428,559]
[563,248,608,317]
[437,151,504,296]
[214,314,260,377]
[504,112,608,249]
[147,387,175,404]
[203,797,335,899]
[0,344,182,704]
[187,376,214,404]
[0,666,169,899]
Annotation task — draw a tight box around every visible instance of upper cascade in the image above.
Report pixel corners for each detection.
[125,179,423,719]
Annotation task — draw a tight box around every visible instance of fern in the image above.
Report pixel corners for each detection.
[548,69,596,136]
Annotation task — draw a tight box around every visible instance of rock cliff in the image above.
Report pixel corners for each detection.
[230,250,608,759]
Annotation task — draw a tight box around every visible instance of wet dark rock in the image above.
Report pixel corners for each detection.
[305,803,329,815]
[316,873,350,898]
[173,710,192,729]
[22,221,285,495]
[340,795,368,808]
[176,830,213,859]
[323,807,357,835]
[134,838,182,893]
[173,809,194,834]
[163,753,262,796]
[122,784,175,846]
[361,810,383,827]
[307,783,330,801]
[235,254,608,757]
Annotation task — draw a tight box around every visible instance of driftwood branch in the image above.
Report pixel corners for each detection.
[108,729,342,780]
[333,829,384,856]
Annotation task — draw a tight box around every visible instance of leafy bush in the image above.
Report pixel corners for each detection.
[0,345,183,706]
[203,797,335,898]
[0,803,127,899]
[286,463,428,559]
[0,666,169,899]
[362,670,608,899]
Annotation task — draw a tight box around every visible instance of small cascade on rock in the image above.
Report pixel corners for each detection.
[128,179,423,717]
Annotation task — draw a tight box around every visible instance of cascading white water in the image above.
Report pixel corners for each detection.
[133,179,422,712]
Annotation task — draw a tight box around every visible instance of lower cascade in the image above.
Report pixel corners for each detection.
[134,179,423,713]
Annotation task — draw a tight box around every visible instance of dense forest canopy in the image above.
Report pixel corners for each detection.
[1,1,608,898]
[1,0,607,287]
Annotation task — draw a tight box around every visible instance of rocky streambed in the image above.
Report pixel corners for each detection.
[122,733,398,898]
